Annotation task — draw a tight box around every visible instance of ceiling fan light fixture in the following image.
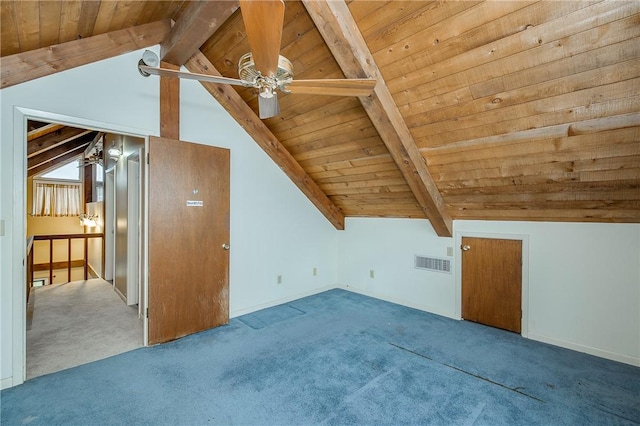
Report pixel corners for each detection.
[138,50,159,77]
[107,143,122,159]
[259,85,274,99]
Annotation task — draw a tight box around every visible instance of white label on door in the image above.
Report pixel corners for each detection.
[186,200,204,207]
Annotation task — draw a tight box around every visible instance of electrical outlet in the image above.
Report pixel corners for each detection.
[277,275,282,284]
[370,270,375,279]
[313,267,317,276]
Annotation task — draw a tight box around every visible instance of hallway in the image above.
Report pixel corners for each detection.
[27,278,143,379]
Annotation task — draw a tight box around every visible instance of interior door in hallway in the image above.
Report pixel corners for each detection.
[147,136,230,344]
[461,237,522,333]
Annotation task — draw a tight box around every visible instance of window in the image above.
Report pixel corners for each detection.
[40,159,81,181]
[32,159,82,217]
[32,182,82,217]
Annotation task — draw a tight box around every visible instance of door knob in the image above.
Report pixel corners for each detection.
[461,245,471,251]
[222,243,230,250]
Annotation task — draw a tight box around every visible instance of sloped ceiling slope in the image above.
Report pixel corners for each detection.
[2,1,639,235]
[203,1,425,219]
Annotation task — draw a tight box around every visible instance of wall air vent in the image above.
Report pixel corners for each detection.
[415,255,451,273]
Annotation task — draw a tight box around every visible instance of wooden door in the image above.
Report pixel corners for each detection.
[148,136,230,344]
[461,237,522,333]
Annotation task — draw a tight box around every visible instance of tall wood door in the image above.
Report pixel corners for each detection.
[461,237,522,333]
[148,136,230,344]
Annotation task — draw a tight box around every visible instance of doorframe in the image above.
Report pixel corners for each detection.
[126,152,141,307]
[143,139,149,346]
[10,106,150,387]
[104,169,115,282]
[454,231,530,338]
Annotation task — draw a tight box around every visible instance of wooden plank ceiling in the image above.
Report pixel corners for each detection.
[2,0,638,236]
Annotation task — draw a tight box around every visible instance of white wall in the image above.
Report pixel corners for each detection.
[455,220,639,365]
[337,218,456,318]
[338,217,640,366]
[0,49,339,388]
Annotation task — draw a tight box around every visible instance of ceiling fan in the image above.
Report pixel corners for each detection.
[137,0,376,119]
[78,151,103,168]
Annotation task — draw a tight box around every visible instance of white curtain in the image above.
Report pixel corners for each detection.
[32,181,82,217]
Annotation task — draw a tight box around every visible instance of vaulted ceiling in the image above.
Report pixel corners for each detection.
[2,0,639,237]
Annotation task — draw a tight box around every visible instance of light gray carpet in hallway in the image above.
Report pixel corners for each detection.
[27,278,143,379]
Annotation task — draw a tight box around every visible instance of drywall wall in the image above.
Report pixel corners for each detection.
[337,218,456,318]
[85,201,103,277]
[455,220,639,366]
[338,217,640,366]
[1,48,339,388]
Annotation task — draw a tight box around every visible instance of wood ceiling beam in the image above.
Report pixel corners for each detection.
[302,0,452,237]
[1,20,171,89]
[28,132,97,172]
[160,1,239,66]
[160,62,180,139]
[28,147,86,178]
[27,123,65,142]
[84,132,105,157]
[27,127,92,158]
[185,51,345,230]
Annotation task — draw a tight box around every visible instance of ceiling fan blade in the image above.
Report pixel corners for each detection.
[139,65,253,87]
[239,0,284,77]
[78,162,99,168]
[258,92,280,119]
[283,79,377,97]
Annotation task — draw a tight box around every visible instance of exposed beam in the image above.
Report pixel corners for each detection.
[160,1,239,66]
[27,127,92,158]
[160,61,180,139]
[28,132,97,172]
[84,132,105,156]
[27,123,65,142]
[27,144,89,178]
[185,51,345,230]
[1,20,172,89]
[302,0,452,237]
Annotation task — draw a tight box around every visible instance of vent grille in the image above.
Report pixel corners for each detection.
[415,255,451,273]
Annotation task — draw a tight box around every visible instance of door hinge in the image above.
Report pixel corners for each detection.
[147,153,150,165]
[146,308,149,318]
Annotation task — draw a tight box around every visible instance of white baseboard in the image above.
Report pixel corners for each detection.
[1,376,14,390]
[230,284,337,318]
[87,263,99,279]
[338,284,458,320]
[113,285,126,303]
[528,332,640,367]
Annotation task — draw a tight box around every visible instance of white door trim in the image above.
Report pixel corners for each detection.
[126,154,140,306]
[454,231,530,338]
[10,106,150,387]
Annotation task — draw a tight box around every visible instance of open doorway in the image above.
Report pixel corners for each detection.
[24,119,146,379]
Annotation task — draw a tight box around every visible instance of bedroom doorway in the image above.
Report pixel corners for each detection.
[23,118,145,380]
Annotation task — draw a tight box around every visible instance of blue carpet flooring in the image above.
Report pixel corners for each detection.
[2,289,639,425]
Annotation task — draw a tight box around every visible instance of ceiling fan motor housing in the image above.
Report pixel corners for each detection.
[238,52,294,96]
